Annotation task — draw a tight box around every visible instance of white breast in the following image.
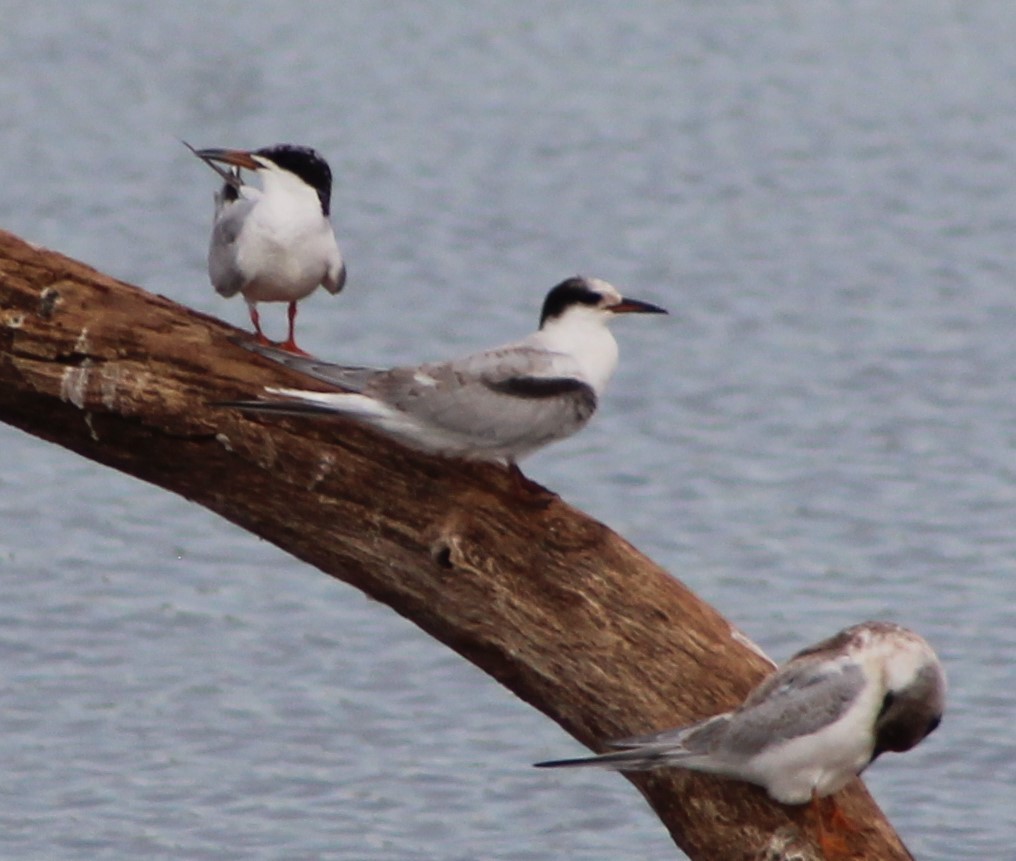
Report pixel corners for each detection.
[531,312,620,396]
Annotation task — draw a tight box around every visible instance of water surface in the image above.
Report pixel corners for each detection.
[2,3,1014,858]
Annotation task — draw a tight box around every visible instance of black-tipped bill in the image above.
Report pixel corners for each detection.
[183,141,243,188]
[610,297,668,315]
[193,147,261,170]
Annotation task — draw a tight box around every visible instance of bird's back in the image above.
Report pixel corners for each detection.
[354,344,598,459]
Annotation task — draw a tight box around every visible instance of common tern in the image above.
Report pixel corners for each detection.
[222,277,666,477]
[536,621,945,853]
[187,142,346,354]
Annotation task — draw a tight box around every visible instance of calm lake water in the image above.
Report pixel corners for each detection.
[2,3,1015,859]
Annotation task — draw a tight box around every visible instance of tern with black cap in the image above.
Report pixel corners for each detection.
[221,277,666,479]
[187,142,346,354]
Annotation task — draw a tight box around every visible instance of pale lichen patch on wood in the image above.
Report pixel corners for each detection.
[309,451,336,490]
[73,326,90,355]
[83,411,100,442]
[97,364,152,413]
[754,825,820,860]
[59,362,91,409]
[249,427,280,471]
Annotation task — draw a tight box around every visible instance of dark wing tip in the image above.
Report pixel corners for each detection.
[533,757,593,769]
[210,398,340,417]
[210,398,269,410]
[327,260,348,295]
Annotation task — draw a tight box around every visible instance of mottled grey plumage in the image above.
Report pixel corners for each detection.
[535,621,945,805]
[223,278,666,464]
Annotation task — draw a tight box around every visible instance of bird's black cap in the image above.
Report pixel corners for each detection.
[539,277,606,327]
[539,277,667,327]
[255,144,334,215]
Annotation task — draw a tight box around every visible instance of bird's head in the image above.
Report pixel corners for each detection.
[538,277,667,329]
[191,144,334,216]
[860,623,947,758]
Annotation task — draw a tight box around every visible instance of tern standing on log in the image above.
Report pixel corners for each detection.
[536,621,945,855]
[222,277,666,484]
[187,143,346,354]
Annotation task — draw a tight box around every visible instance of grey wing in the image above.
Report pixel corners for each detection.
[534,714,733,771]
[369,347,598,451]
[604,662,866,764]
[719,660,866,757]
[323,252,347,295]
[232,339,381,391]
[208,196,257,297]
[608,713,732,758]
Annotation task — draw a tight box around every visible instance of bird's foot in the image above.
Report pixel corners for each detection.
[276,337,312,357]
[817,830,850,859]
[506,463,557,508]
[810,793,853,858]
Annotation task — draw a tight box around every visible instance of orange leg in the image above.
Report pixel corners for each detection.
[278,301,311,356]
[810,790,851,858]
[506,462,556,507]
[248,303,272,346]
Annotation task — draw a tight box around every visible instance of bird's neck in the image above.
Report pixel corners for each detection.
[537,317,619,395]
[261,170,326,218]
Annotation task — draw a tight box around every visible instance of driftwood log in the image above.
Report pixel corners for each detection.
[0,227,915,860]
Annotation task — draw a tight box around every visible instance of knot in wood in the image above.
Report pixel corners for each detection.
[38,286,61,319]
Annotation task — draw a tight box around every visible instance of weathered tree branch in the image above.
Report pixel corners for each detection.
[0,228,913,860]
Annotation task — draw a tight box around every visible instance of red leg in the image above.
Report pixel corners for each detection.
[823,795,853,833]
[507,462,556,507]
[248,303,271,346]
[279,301,310,355]
[810,791,850,858]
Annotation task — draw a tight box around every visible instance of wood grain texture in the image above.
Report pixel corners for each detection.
[0,228,914,860]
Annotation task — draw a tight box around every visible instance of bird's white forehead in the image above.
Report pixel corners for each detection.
[884,638,940,689]
[852,625,939,689]
[585,278,622,305]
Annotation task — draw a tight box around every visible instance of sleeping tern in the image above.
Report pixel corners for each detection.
[222,277,666,482]
[535,621,945,853]
[186,142,346,354]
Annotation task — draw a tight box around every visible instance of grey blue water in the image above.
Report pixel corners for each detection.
[1,3,1014,858]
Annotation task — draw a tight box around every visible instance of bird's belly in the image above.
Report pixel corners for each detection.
[240,268,323,303]
[236,243,327,302]
[751,730,873,804]
[235,224,330,302]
